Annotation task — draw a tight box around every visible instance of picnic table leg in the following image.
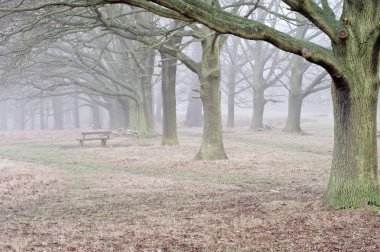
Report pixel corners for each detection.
[101,138,107,147]
[79,139,84,146]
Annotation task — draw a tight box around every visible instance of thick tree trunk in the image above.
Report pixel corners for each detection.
[132,80,155,138]
[160,51,179,146]
[136,79,155,138]
[283,94,303,133]
[250,88,265,129]
[321,2,380,208]
[141,89,155,138]
[130,47,155,138]
[196,75,226,160]
[323,82,380,208]
[226,37,239,128]
[249,40,267,130]
[137,101,155,138]
[195,33,227,160]
[158,22,182,141]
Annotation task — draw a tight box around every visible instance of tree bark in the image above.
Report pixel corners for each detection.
[323,79,380,208]
[160,21,182,145]
[250,88,265,129]
[226,37,239,128]
[195,32,227,160]
[160,51,179,146]
[129,45,155,138]
[320,2,380,208]
[137,82,155,138]
[249,40,268,130]
[283,94,303,133]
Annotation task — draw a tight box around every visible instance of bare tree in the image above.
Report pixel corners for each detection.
[109,0,380,208]
[282,15,331,133]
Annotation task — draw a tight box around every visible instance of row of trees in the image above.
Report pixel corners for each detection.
[0,4,329,133]
[0,0,378,209]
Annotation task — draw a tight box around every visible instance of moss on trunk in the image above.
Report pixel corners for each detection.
[321,2,380,208]
[195,31,227,160]
[323,81,380,208]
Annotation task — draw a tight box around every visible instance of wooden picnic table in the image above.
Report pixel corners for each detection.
[77,130,111,147]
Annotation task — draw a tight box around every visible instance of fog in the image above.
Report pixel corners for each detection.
[0,95,334,131]
[0,2,336,134]
[1,1,380,251]
[0,33,334,132]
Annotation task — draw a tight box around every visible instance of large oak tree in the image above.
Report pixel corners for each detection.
[107,0,380,209]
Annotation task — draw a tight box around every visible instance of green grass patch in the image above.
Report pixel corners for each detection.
[179,130,331,156]
[0,144,115,175]
[0,143,262,187]
[226,135,332,156]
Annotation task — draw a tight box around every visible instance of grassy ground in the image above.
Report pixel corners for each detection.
[0,127,379,251]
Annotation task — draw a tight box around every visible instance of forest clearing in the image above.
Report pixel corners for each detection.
[1,124,379,251]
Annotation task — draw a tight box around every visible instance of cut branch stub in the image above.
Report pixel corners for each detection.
[334,73,342,79]
[301,47,311,59]
[337,28,348,39]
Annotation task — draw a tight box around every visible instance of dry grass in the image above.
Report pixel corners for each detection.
[0,159,65,206]
[0,127,379,251]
